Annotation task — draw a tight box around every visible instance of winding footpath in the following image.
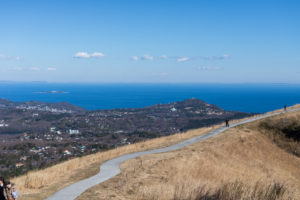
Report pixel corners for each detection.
[46,108,300,200]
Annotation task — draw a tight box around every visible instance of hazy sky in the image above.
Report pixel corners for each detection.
[0,0,299,83]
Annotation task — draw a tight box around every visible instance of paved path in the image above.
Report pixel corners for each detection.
[46,108,300,200]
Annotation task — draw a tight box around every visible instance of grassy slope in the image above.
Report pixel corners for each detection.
[15,126,217,200]
[76,107,300,200]
[14,105,299,200]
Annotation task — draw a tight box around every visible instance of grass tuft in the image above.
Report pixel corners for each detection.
[173,181,290,200]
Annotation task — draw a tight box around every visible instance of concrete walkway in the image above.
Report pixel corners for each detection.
[46,108,300,200]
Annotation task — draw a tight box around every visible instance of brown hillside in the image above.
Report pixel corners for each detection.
[77,109,300,200]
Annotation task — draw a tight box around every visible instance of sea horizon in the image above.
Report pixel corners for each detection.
[1,82,300,113]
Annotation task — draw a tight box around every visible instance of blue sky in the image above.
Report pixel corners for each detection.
[0,0,299,83]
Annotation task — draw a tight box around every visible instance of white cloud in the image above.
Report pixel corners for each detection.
[91,52,105,58]
[159,55,168,59]
[47,67,57,71]
[131,56,139,61]
[177,57,190,62]
[223,54,230,58]
[142,54,154,60]
[0,54,23,61]
[15,57,23,61]
[30,67,40,71]
[203,54,230,60]
[131,55,154,61]
[213,54,230,60]
[127,54,229,63]
[73,52,91,58]
[73,52,105,59]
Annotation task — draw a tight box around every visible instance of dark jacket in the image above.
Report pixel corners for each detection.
[0,186,6,200]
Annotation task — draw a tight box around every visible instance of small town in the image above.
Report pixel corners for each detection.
[0,98,252,178]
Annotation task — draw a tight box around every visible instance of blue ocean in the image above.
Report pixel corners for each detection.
[0,82,299,113]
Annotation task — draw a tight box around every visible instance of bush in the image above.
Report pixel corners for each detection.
[259,117,300,157]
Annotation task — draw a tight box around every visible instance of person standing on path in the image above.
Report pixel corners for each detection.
[225,119,229,127]
[284,105,287,111]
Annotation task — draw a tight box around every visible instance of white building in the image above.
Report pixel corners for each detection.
[0,120,8,127]
[170,107,177,112]
[63,150,72,155]
[32,113,39,117]
[69,129,80,135]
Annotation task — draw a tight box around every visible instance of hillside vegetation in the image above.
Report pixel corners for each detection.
[12,105,299,200]
[0,98,252,178]
[259,113,300,157]
[14,126,217,200]
[76,106,300,200]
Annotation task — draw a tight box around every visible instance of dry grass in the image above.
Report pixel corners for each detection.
[170,181,289,200]
[76,108,300,200]
[13,104,300,200]
[258,112,300,157]
[14,125,218,200]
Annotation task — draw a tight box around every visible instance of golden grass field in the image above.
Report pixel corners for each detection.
[76,107,300,200]
[14,123,219,200]
[13,105,300,200]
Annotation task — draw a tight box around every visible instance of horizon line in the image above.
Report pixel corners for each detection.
[0,80,300,85]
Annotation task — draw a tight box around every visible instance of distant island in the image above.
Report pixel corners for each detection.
[34,90,69,94]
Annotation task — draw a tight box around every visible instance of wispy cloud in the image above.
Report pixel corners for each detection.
[142,54,154,60]
[177,54,230,62]
[91,52,105,58]
[13,67,23,71]
[201,54,230,60]
[13,67,56,71]
[131,56,139,61]
[222,54,230,59]
[73,52,90,58]
[73,52,105,59]
[159,55,168,59]
[30,67,41,71]
[0,54,23,61]
[131,54,154,61]
[47,67,57,71]
[129,54,229,62]
[198,66,221,71]
[177,57,190,62]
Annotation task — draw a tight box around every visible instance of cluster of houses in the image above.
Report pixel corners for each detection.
[50,127,80,135]
[15,143,87,167]
[14,126,85,168]
[15,146,50,168]
[16,105,73,113]
[19,126,81,143]
[15,156,28,168]
[20,132,30,141]
[64,144,86,156]
[0,120,8,127]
